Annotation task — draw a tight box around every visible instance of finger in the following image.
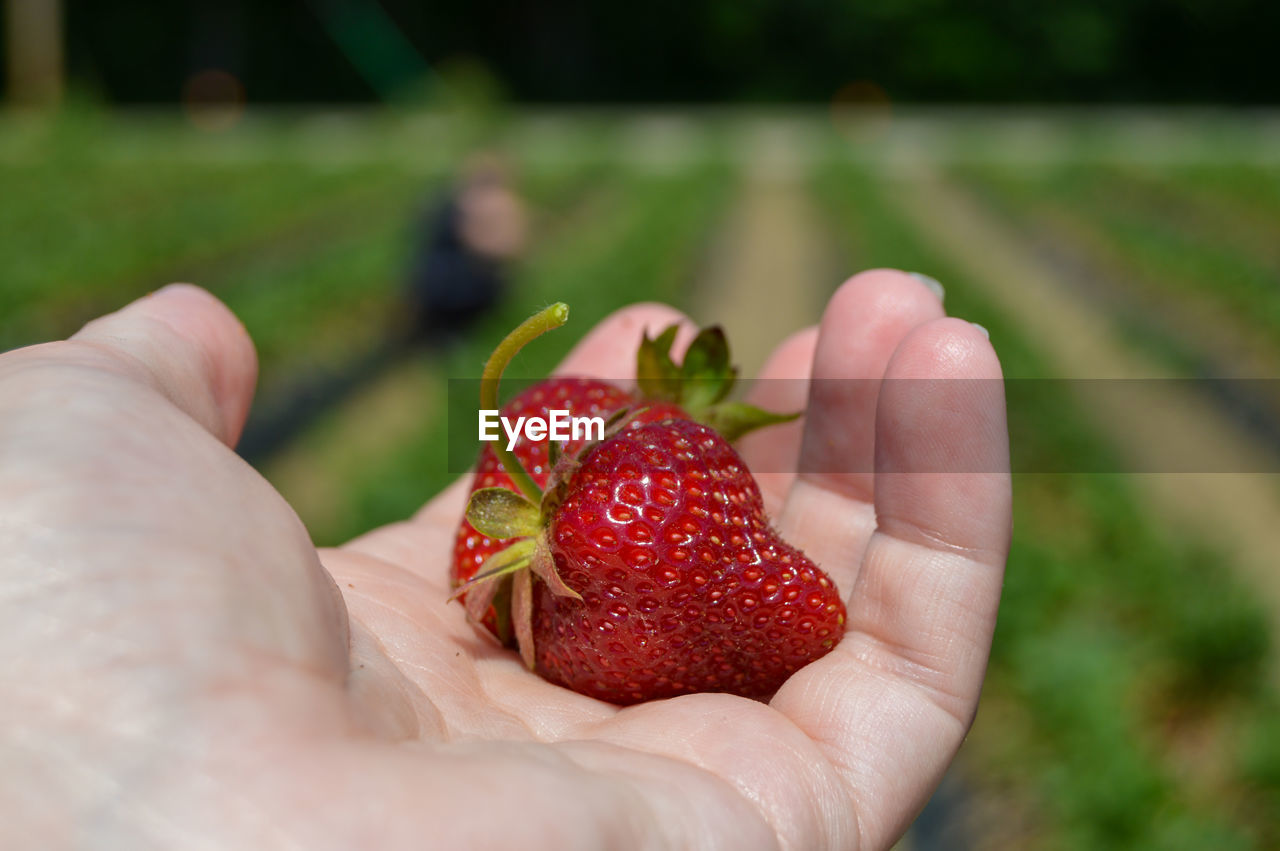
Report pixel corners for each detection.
[772,318,1010,851]
[737,326,817,514]
[554,302,696,380]
[796,268,947,502]
[71,283,259,447]
[778,270,945,592]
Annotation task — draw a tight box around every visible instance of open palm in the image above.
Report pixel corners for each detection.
[0,271,1009,850]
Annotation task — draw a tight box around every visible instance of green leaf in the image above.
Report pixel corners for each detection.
[679,326,736,413]
[679,326,731,383]
[635,324,682,401]
[704,401,803,442]
[631,321,800,442]
[466,488,542,540]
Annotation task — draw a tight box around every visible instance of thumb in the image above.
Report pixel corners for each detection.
[72,284,259,446]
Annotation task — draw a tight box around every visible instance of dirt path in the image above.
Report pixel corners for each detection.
[692,122,834,375]
[885,160,1280,678]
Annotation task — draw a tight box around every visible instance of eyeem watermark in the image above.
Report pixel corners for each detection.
[451,378,1280,473]
[479,409,605,451]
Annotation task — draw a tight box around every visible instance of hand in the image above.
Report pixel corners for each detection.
[0,272,1010,850]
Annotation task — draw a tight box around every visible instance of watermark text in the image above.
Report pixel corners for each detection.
[479,409,605,451]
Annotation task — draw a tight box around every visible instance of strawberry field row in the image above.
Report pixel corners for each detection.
[948,161,1280,376]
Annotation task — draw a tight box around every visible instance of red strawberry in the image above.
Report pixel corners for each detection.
[532,417,845,704]
[451,377,683,638]
[453,378,637,582]
[452,303,841,703]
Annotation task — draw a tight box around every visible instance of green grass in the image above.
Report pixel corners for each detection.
[0,159,425,351]
[813,153,1279,849]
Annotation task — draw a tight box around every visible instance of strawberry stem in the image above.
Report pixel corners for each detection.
[480,302,569,504]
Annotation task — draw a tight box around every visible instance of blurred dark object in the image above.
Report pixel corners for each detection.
[237,155,525,465]
[403,153,527,346]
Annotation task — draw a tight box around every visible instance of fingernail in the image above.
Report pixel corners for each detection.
[908,272,945,303]
[971,322,990,339]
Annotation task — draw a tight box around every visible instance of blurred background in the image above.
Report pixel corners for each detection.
[3,1,1279,848]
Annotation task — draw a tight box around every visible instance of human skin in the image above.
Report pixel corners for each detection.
[0,269,1010,850]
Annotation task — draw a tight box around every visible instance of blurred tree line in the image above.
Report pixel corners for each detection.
[5,0,1279,105]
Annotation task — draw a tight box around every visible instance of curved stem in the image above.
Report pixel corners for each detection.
[481,303,569,503]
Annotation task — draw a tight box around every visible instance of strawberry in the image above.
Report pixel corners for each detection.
[452,303,845,703]
[531,417,845,703]
[450,314,776,638]
[451,378,682,638]
[453,378,638,583]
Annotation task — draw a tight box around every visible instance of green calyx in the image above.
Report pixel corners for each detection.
[454,486,582,669]
[636,323,801,441]
[465,487,542,540]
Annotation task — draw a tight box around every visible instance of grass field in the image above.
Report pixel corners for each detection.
[2,108,1277,849]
